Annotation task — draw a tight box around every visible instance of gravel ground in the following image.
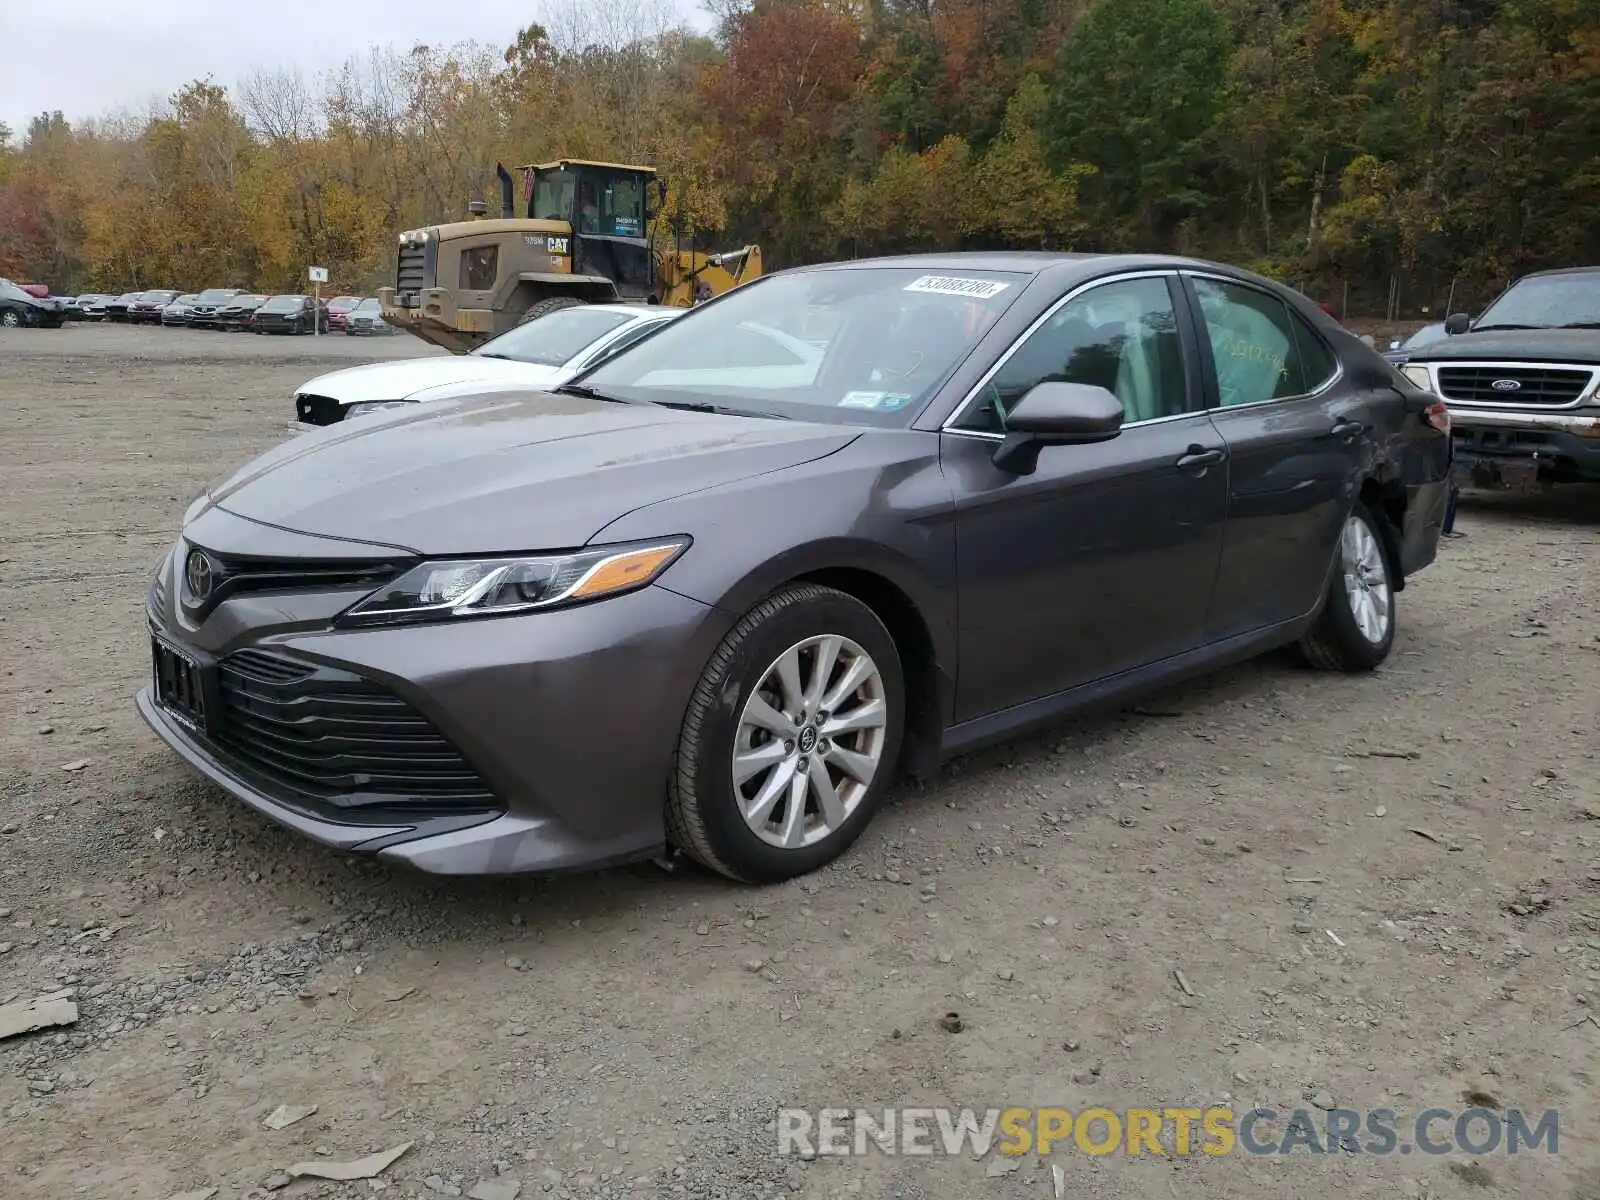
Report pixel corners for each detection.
[2,323,1599,1200]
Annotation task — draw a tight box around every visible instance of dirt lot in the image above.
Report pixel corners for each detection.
[2,323,1598,1200]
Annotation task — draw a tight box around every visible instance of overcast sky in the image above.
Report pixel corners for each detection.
[0,0,712,137]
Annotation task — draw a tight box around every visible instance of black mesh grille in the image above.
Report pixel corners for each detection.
[211,648,497,813]
[295,393,348,426]
[1436,366,1594,407]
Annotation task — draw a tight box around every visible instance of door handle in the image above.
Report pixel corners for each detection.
[1330,420,1364,440]
[1175,446,1226,470]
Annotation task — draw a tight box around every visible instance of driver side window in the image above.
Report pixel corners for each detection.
[954,276,1189,434]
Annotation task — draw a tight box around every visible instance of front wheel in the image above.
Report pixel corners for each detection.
[518,295,585,325]
[0,308,22,328]
[1298,502,1396,672]
[668,584,905,883]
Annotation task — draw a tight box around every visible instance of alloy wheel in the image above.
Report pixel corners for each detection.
[1340,514,1391,645]
[0,310,19,328]
[732,634,888,850]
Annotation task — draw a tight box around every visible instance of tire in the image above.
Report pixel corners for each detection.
[518,295,585,325]
[1298,501,1397,672]
[0,308,21,328]
[667,583,905,883]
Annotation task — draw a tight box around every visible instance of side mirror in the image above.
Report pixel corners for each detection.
[992,382,1123,476]
[1444,312,1472,335]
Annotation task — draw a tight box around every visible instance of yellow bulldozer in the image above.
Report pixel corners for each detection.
[378,158,763,353]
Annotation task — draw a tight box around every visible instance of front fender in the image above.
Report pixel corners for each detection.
[587,432,959,689]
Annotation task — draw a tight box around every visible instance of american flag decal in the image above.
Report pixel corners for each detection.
[521,168,535,202]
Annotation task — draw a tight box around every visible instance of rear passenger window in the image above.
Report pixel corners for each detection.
[1192,277,1312,407]
[1288,310,1339,391]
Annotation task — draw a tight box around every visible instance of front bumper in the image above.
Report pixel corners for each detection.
[1448,406,1600,483]
[137,524,734,875]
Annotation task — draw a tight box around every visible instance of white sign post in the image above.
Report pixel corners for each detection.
[308,266,329,337]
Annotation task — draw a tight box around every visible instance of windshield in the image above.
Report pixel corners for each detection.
[1475,272,1600,329]
[260,296,303,312]
[580,267,1026,424]
[144,290,177,302]
[196,289,236,303]
[354,299,381,314]
[474,307,635,365]
[116,292,140,302]
[331,296,360,308]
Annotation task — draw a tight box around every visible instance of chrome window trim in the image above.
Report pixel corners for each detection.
[1180,269,1345,407]
[941,269,1183,434]
[1411,360,1600,411]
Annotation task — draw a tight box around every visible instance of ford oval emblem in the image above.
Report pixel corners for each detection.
[1490,378,1521,392]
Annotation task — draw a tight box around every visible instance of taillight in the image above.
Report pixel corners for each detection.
[1423,401,1451,435]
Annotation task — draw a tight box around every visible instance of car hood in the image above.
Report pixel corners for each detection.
[1409,328,1600,363]
[205,391,861,554]
[295,355,567,405]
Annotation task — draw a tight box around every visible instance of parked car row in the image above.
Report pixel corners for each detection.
[0,278,69,328]
[54,289,396,334]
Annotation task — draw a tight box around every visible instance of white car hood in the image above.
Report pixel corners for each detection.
[297,355,567,406]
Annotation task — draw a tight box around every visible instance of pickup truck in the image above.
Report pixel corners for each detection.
[1398,266,1600,486]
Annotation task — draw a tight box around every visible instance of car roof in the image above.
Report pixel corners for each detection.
[801,250,1281,277]
[779,251,1335,313]
[1513,265,1600,281]
[607,304,684,320]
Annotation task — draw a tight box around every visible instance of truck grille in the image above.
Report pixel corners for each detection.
[1436,365,1596,408]
[212,648,498,813]
[396,244,428,292]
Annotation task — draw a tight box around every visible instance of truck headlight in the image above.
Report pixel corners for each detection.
[1400,365,1433,391]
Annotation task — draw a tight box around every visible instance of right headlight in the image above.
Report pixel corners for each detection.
[1400,364,1433,391]
[338,538,690,626]
[345,400,417,419]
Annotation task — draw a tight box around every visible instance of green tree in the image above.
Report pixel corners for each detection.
[1043,0,1233,246]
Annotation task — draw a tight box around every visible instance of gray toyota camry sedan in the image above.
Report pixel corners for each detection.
[139,253,1451,883]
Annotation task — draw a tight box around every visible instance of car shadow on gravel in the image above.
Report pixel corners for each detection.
[114,647,1311,933]
[1458,481,1600,526]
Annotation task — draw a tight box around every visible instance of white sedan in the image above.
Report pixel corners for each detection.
[293,304,685,426]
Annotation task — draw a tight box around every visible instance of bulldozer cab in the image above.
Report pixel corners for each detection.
[378,155,761,353]
[522,160,659,299]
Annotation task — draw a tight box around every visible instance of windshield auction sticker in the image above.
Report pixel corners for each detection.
[903,275,1011,299]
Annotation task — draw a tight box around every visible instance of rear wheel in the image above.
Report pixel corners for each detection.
[0,308,22,328]
[667,584,905,884]
[1298,502,1396,672]
[518,295,585,325]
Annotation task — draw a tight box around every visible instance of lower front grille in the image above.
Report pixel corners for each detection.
[1438,365,1595,407]
[210,648,498,814]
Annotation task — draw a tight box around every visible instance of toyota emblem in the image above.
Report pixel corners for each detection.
[1490,378,1521,392]
[184,549,214,601]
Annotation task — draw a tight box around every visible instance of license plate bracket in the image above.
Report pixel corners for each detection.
[151,633,216,734]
